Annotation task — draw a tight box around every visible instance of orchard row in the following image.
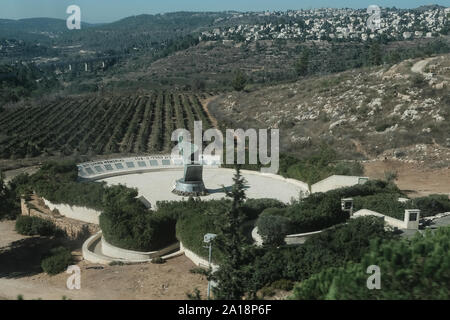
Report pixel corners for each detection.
[0,92,214,159]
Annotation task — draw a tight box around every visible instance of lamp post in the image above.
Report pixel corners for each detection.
[204,233,217,300]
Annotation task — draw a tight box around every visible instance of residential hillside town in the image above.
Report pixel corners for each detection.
[200,6,450,42]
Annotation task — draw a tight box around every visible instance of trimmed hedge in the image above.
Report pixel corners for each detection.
[353,193,407,220]
[412,194,450,217]
[175,200,229,263]
[99,185,177,252]
[256,208,292,246]
[256,180,405,235]
[21,161,107,211]
[352,192,450,220]
[41,247,73,275]
[242,198,286,221]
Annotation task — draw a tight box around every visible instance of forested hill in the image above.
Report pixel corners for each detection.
[54,12,224,52]
[0,18,93,43]
[0,13,227,51]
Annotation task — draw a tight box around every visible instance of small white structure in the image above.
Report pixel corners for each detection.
[352,208,421,230]
[138,196,152,209]
[311,175,369,193]
[341,197,354,216]
[404,209,420,230]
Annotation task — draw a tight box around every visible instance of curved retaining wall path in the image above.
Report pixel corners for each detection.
[82,232,182,264]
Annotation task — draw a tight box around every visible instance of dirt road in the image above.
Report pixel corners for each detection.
[411,57,436,74]
[0,256,207,300]
[0,221,207,300]
[364,160,450,198]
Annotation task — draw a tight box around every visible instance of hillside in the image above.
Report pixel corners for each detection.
[1,7,448,98]
[208,54,450,166]
[98,36,450,92]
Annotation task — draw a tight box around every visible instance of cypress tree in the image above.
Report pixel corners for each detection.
[213,166,250,300]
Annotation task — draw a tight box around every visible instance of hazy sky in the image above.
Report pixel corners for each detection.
[1,0,448,23]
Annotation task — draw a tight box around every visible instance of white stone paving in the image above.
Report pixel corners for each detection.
[100,168,305,208]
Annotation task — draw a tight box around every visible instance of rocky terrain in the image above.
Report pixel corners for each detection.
[209,54,450,166]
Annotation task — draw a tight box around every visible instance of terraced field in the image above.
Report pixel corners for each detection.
[0,92,214,159]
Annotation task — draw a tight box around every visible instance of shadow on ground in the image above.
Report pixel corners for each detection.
[0,237,58,279]
[207,185,250,194]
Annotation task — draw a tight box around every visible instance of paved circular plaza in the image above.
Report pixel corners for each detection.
[100,168,307,208]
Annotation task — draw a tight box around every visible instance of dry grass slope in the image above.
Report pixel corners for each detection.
[209,54,450,166]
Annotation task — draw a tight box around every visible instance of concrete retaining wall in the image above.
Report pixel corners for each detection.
[82,232,181,264]
[284,230,325,245]
[311,175,369,193]
[82,232,114,264]
[42,198,101,225]
[101,237,179,261]
[180,242,219,272]
[352,209,416,229]
[252,226,325,246]
[22,198,99,241]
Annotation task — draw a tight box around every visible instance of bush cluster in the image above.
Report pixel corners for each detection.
[175,201,227,263]
[255,180,404,246]
[412,194,450,217]
[292,226,450,300]
[247,216,390,291]
[256,209,292,246]
[17,161,107,211]
[99,185,177,252]
[353,193,407,220]
[278,147,364,186]
[41,247,73,275]
[15,215,59,237]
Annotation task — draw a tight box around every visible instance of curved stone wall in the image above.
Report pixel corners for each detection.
[82,232,181,264]
[252,226,325,246]
[101,237,180,262]
[77,155,220,181]
[82,232,114,264]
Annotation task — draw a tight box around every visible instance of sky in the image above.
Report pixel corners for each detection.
[0,0,448,23]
